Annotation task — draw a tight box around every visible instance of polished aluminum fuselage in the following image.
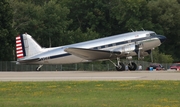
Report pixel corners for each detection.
[19,31,164,64]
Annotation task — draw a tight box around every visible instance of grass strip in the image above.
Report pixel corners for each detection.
[0,81,180,107]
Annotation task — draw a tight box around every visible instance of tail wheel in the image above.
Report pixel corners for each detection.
[128,62,137,71]
[36,67,41,71]
[36,65,43,71]
[116,62,125,71]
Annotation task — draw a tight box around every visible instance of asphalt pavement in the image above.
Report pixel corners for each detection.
[0,71,179,81]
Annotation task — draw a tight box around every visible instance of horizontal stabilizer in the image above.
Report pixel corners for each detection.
[65,48,121,60]
[17,58,40,63]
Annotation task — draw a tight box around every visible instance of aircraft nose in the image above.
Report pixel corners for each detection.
[157,35,166,43]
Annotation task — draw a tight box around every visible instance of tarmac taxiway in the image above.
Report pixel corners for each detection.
[0,71,179,81]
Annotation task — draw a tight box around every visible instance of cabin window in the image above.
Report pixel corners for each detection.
[146,34,150,37]
[93,47,97,49]
[108,44,113,47]
[101,46,105,48]
[116,42,121,45]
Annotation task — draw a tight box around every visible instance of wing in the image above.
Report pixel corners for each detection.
[65,48,121,60]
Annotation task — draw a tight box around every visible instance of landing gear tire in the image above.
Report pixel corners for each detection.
[128,62,137,71]
[116,62,125,71]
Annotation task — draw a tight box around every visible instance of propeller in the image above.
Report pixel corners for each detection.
[136,43,143,60]
[150,49,153,62]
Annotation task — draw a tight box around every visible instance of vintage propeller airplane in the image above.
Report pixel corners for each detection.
[15,30,166,71]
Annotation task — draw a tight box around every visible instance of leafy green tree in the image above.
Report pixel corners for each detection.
[147,0,180,61]
[177,0,180,3]
[33,0,71,47]
[145,49,173,63]
[9,0,72,47]
[110,0,154,33]
[62,0,113,37]
[63,28,99,45]
[0,0,15,61]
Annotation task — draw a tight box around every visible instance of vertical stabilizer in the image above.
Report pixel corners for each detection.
[16,33,42,59]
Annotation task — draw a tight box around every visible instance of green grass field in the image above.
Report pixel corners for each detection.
[0,81,180,107]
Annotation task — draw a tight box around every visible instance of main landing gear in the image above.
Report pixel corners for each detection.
[128,62,137,71]
[110,58,137,71]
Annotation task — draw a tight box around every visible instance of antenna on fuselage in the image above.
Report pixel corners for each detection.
[141,28,145,31]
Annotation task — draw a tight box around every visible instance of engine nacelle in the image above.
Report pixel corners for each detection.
[113,43,135,53]
[140,50,151,57]
[112,43,151,58]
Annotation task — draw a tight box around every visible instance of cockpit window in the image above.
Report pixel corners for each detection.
[150,33,156,36]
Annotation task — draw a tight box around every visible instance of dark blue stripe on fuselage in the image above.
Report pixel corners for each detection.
[20,34,26,56]
[50,53,71,59]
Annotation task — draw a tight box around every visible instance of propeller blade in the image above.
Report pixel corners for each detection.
[151,50,153,62]
[138,49,140,60]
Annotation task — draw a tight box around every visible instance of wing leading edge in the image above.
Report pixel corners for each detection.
[65,48,121,60]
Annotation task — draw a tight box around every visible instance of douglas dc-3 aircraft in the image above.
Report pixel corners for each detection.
[15,31,166,71]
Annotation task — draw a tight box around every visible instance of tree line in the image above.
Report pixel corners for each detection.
[0,0,180,63]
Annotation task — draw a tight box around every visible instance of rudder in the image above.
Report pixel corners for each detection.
[16,33,42,59]
[16,35,26,59]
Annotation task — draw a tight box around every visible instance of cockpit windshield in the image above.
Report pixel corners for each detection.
[150,33,157,36]
[146,32,157,37]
